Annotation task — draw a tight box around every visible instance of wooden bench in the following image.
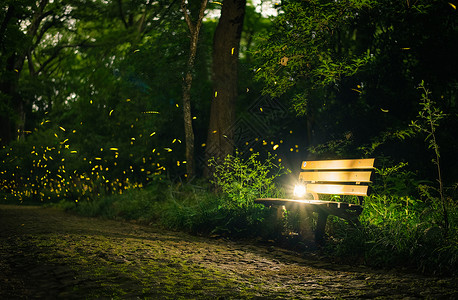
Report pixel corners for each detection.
[255,158,375,243]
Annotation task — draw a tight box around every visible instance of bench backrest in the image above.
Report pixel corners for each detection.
[299,158,375,201]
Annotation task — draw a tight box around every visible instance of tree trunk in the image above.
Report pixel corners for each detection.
[204,0,246,177]
[181,0,207,179]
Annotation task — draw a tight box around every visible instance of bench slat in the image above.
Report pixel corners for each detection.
[306,183,369,196]
[299,171,372,183]
[301,158,375,170]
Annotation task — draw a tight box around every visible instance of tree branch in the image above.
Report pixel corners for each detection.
[36,41,90,75]
[181,0,195,34]
[195,0,208,36]
[34,16,63,48]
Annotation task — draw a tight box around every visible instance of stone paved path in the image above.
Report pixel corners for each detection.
[0,205,456,299]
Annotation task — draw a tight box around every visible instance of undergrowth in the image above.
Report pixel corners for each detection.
[54,151,457,275]
[325,193,458,275]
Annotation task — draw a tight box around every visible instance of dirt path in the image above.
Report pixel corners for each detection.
[0,205,456,299]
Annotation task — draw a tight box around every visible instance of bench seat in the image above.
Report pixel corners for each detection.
[255,198,363,210]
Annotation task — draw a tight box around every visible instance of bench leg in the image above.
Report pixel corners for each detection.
[298,205,314,241]
[271,205,285,234]
[315,211,329,243]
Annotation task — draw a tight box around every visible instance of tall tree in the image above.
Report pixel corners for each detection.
[205,0,247,175]
[181,0,208,179]
[0,0,179,146]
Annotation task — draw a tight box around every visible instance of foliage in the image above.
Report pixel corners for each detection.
[208,151,289,210]
[326,193,458,275]
[254,0,375,113]
[410,82,446,168]
[410,81,449,231]
[61,177,276,238]
[372,160,426,197]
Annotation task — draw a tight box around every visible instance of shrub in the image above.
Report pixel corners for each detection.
[208,151,289,210]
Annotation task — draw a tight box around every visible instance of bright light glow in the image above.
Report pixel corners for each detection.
[293,184,306,198]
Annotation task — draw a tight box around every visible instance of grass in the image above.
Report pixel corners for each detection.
[324,194,458,275]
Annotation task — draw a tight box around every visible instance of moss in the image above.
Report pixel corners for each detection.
[1,205,457,299]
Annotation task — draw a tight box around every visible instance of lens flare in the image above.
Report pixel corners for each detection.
[293,184,306,198]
